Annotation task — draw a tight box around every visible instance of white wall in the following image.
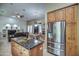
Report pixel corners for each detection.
[0,16,27,32]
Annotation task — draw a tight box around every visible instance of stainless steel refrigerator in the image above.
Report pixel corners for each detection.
[47,21,66,56]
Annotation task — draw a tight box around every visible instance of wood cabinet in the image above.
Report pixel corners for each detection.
[66,22,77,56]
[66,23,72,56]
[48,9,65,22]
[11,41,29,56]
[66,5,77,23]
[11,40,43,56]
[47,12,55,22]
[65,5,77,56]
[71,23,77,55]
[47,4,78,56]
[55,9,65,21]
[30,44,43,56]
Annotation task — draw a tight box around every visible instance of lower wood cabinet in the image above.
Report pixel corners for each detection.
[30,44,43,56]
[11,41,43,56]
[11,41,29,56]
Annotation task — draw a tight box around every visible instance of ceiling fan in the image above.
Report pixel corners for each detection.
[16,14,24,18]
[11,13,24,19]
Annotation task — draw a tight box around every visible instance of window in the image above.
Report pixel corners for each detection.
[28,25,33,33]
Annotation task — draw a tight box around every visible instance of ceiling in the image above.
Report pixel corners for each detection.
[0,3,46,21]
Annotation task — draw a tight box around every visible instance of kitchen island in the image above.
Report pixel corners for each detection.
[11,37,44,56]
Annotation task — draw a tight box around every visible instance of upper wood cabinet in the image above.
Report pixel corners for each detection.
[47,12,55,22]
[55,9,65,21]
[66,5,77,23]
[47,8,65,22]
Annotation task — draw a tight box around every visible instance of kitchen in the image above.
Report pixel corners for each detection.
[0,3,79,56]
[0,3,45,56]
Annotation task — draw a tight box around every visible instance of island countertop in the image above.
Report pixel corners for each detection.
[11,37,44,50]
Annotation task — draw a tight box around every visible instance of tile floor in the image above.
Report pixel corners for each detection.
[0,37,53,56]
[0,37,12,56]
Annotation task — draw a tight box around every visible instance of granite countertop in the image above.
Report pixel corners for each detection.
[11,37,44,50]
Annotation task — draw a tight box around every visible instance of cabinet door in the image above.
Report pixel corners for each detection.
[11,41,20,56]
[30,47,38,56]
[70,23,77,56]
[11,46,19,56]
[66,5,77,23]
[66,22,77,56]
[30,44,43,56]
[47,12,55,22]
[55,9,65,21]
[66,5,77,56]
[21,47,29,56]
[66,23,72,56]
[37,44,43,56]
